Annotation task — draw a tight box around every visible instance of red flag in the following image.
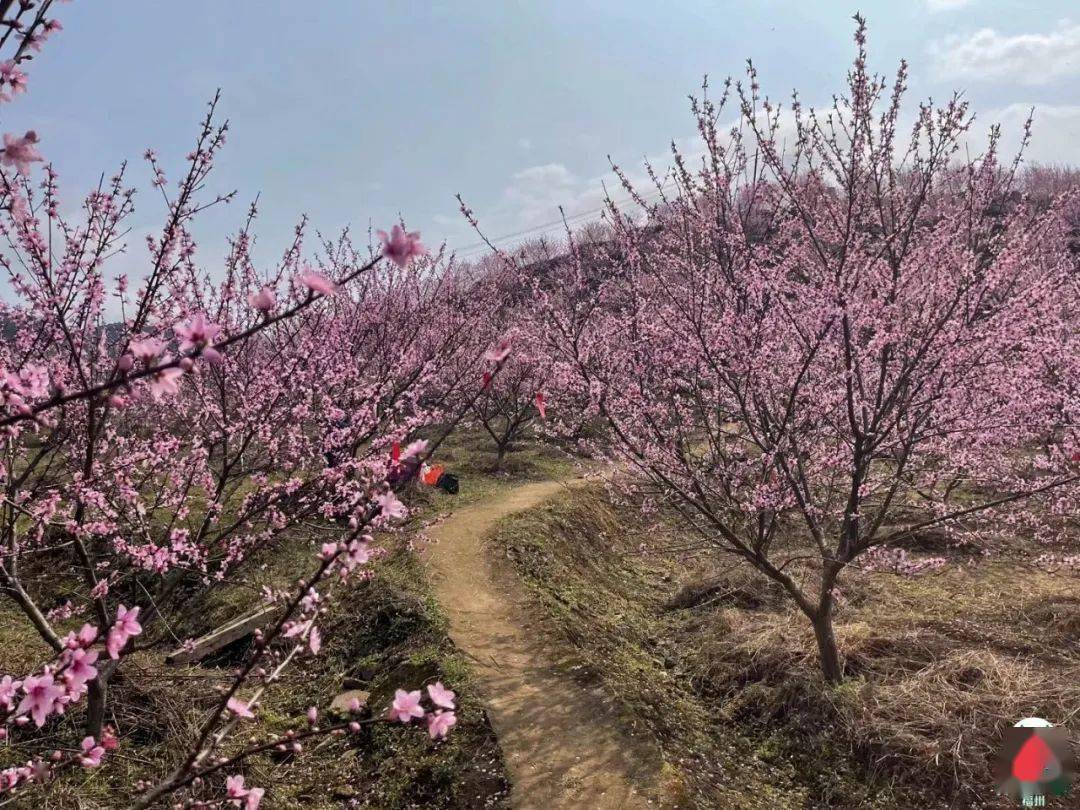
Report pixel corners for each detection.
[535,392,547,420]
[390,441,401,464]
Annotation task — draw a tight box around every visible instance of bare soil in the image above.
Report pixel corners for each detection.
[422,480,662,809]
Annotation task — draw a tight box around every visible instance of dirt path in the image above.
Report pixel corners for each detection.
[423,480,660,809]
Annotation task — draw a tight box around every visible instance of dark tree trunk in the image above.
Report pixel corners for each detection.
[812,599,843,684]
[86,660,117,738]
[86,676,107,738]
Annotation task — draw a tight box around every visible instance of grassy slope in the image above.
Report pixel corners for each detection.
[488,483,1080,809]
[0,430,575,808]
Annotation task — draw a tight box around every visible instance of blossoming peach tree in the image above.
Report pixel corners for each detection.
[534,17,1079,684]
[467,326,550,469]
[0,2,513,804]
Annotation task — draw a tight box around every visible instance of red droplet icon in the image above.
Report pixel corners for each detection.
[1013,733,1057,782]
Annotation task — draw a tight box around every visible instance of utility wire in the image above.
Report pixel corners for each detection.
[449,180,677,260]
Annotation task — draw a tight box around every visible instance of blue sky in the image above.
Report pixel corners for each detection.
[10,0,1080,270]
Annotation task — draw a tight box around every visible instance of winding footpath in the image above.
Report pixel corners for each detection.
[423,480,660,809]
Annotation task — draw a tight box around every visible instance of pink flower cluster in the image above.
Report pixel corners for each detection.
[0,624,100,730]
[390,681,458,739]
[0,364,49,416]
[0,130,41,175]
[378,224,426,268]
[0,61,28,103]
[175,312,223,363]
[106,605,142,659]
[859,547,948,577]
[226,774,264,808]
[0,727,113,793]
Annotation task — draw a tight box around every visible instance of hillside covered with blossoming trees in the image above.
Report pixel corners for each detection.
[0,2,1076,808]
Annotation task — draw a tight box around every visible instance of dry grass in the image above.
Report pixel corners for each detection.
[490,483,1080,808]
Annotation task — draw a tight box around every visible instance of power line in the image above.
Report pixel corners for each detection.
[453,182,674,257]
[454,206,607,256]
[449,181,677,260]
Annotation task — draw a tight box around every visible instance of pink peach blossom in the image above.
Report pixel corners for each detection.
[390,689,424,723]
[1,130,42,176]
[16,673,64,727]
[226,697,255,719]
[401,439,428,460]
[375,490,407,520]
[147,365,184,400]
[0,61,27,96]
[426,681,456,710]
[227,774,263,806]
[299,270,336,296]
[427,710,456,739]
[175,312,222,353]
[128,337,165,363]
[0,676,21,711]
[377,224,426,268]
[64,648,98,689]
[226,774,248,798]
[247,286,276,312]
[106,605,142,659]
[79,736,104,768]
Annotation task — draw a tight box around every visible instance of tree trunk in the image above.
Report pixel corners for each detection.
[86,660,117,738]
[811,603,843,684]
[86,676,107,738]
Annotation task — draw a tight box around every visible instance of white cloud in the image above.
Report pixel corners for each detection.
[501,163,594,227]
[932,20,1080,84]
[926,0,975,12]
[517,137,533,151]
[980,103,1080,165]
[497,150,693,236]
[510,163,577,187]
[432,213,460,227]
